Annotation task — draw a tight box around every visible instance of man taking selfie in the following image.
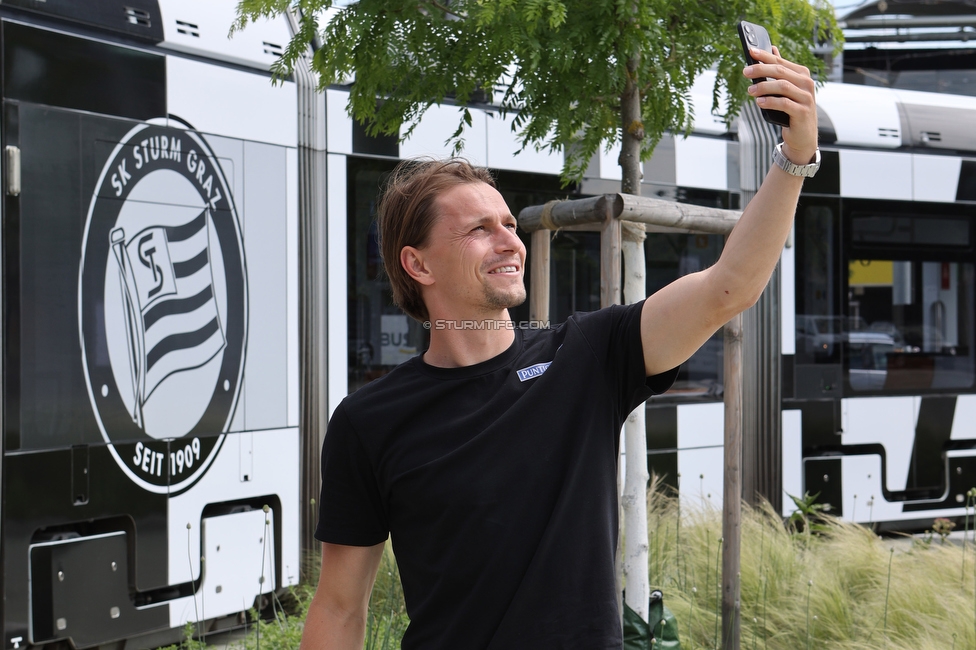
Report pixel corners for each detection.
[303,44,819,650]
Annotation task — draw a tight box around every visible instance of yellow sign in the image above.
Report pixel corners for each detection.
[849,259,893,287]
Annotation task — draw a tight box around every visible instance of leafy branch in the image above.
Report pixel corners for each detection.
[234,0,840,185]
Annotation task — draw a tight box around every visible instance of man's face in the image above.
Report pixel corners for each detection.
[420,182,527,317]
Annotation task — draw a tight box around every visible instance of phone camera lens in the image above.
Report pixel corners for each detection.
[743,24,752,34]
[747,33,757,45]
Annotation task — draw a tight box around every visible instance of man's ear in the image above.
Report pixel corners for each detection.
[401,246,435,286]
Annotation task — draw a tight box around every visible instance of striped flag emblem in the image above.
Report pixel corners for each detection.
[111,210,226,428]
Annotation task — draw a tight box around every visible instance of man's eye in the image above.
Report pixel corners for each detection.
[505,223,517,230]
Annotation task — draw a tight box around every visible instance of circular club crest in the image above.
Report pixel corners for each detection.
[79,121,247,494]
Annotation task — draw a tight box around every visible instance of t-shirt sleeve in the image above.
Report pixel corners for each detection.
[572,301,678,417]
[315,403,390,546]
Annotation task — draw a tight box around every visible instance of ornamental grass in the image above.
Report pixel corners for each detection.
[648,481,976,650]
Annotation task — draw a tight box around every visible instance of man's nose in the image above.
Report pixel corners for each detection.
[494,226,522,253]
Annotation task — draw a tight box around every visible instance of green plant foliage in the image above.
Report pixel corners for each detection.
[155,623,210,650]
[155,544,407,649]
[233,0,839,183]
[364,544,409,650]
[240,600,307,649]
[647,482,976,650]
[933,517,956,543]
[787,490,832,538]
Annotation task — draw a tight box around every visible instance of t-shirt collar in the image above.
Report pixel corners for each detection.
[414,329,524,380]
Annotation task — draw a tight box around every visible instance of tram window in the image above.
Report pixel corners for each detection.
[846,259,975,392]
[852,215,971,248]
[549,231,602,322]
[646,232,725,400]
[795,205,840,366]
[4,22,166,121]
[347,159,422,393]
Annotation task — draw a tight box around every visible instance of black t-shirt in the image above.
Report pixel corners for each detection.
[316,302,677,649]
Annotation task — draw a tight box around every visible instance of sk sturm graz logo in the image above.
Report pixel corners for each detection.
[79,121,247,494]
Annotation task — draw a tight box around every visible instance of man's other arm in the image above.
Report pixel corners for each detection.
[300,541,386,650]
[641,46,818,376]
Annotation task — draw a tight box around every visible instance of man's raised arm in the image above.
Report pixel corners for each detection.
[300,541,385,650]
[641,45,819,376]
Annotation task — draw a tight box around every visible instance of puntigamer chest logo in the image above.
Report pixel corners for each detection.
[79,121,247,494]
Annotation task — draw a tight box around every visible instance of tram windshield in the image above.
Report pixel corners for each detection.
[796,204,976,395]
[846,259,975,392]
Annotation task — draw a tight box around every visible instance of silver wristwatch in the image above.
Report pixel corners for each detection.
[773,142,820,178]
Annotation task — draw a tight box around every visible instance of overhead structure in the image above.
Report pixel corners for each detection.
[836,0,976,93]
[840,0,976,42]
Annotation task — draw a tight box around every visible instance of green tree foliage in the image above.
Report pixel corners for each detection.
[235,0,837,184]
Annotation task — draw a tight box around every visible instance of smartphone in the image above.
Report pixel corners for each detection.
[737,20,790,128]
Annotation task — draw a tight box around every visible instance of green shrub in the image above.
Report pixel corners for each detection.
[648,483,976,650]
[156,542,407,649]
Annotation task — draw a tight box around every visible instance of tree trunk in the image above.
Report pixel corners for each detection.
[619,45,650,622]
[619,55,643,196]
[622,223,648,622]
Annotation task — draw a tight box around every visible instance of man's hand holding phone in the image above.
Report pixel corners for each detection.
[741,40,819,170]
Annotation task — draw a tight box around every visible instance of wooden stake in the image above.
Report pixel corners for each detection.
[722,312,743,650]
[603,207,623,626]
[518,193,738,235]
[600,217,621,309]
[519,194,616,232]
[529,230,551,324]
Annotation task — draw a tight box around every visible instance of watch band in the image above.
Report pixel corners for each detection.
[773,142,820,178]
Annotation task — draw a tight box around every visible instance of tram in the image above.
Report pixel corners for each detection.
[1,2,301,648]
[4,1,976,647]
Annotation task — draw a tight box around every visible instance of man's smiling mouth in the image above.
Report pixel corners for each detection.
[488,266,519,274]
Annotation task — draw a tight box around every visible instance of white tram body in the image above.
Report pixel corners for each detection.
[2,2,300,648]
